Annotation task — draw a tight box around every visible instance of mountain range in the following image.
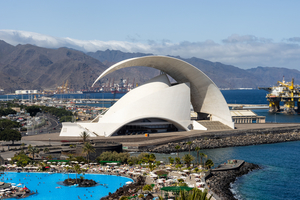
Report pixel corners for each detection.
[0,40,300,93]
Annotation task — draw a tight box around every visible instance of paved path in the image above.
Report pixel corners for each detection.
[20,123,300,151]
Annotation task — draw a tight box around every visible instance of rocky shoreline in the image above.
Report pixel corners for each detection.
[141,131,300,153]
[205,162,260,200]
[100,176,153,200]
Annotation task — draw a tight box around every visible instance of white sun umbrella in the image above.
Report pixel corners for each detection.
[180,176,187,179]
[166,167,171,170]
[196,182,205,186]
[195,178,201,182]
[126,181,133,185]
[0,189,5,192]
[16,184,22,186]
[183,170,189,172]
[165,179,174,183]
[157,179,164,183]
[150,174,158,178]
[47,162,51,164]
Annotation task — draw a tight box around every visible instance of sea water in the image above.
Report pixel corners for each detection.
[150,141,300,200]
[0,172,132,200]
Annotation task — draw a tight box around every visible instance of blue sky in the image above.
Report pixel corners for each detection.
[1,0,300,69]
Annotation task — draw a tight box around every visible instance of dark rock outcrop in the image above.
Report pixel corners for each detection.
[206,162,260,200]
[63,178,97,187]
[100,176,146,200]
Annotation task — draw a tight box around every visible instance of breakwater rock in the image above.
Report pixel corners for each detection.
[206,162,260,200]
[142,131,300,153]
[100,176,153,200]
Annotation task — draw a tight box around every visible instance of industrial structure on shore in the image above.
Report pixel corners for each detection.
[259,77,300,114]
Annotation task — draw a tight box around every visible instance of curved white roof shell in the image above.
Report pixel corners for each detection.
[60,74,197,137]
[93,56,234,129]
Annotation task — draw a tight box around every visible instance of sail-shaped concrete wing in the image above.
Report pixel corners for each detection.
[92,56,234,129]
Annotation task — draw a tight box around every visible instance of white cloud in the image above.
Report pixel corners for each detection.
[1,29,300,70]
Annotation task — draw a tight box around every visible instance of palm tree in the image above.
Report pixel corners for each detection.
[21,143,25,150]
[195,147,200,165]
[205,159,214,169]
[168,157,174,165]
[67,154,75,161]
[28,146,40,160]
[27,144,32,152]
[175,145,181,158]
[65,166,72,182]
[73,164,81,184]
[80,131,89,143]
[82,142,95,163]
[149,153,156,163]
[186,141,192,155]
[43,147,49,154]
[177,188,212,200]
[175,157,181,165]
[183,154,194,168]
[199,153,207,167]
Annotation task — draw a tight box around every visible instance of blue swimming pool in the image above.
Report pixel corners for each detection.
[0,172,133,200]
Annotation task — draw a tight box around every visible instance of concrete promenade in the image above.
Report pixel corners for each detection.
[21,123,300,151]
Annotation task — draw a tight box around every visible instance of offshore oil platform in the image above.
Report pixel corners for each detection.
[259,77,300,114]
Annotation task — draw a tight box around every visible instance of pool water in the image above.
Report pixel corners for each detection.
[0,172,133,200]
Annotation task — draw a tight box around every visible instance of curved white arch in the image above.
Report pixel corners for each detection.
[93,56,234,129]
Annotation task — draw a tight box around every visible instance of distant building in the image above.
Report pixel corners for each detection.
[15,90,38,94]
[60,56,234,137]
[231,110,265,123]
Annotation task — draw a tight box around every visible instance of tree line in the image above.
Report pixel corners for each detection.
[0,119,22,145]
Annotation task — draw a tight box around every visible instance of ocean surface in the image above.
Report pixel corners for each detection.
[147,141,300,200]
[2,89,300,199]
